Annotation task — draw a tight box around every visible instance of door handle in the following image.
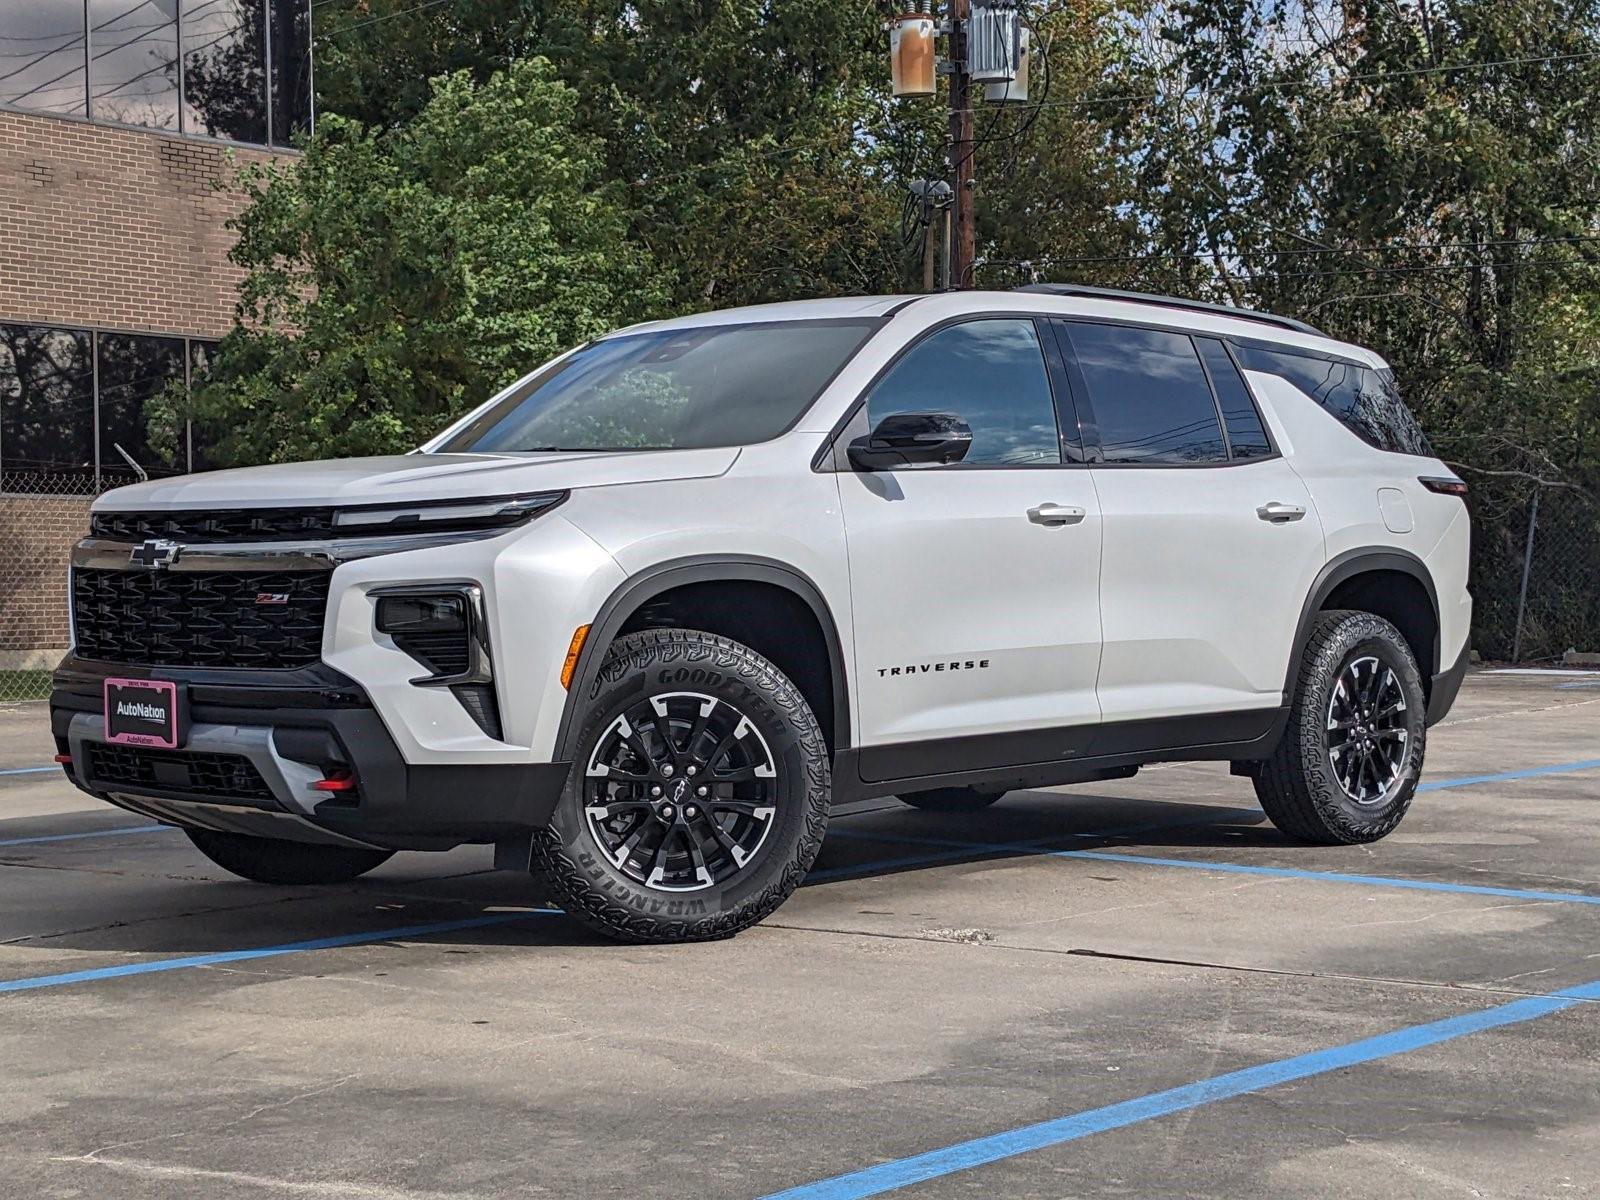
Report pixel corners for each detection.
[1028,503,1086,526]
[1257,501,1307,523]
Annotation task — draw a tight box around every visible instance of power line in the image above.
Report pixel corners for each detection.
[314,0,456,41]
[984,255,1600,284]
[1018,235,1600,268]
[979,47,1600,118]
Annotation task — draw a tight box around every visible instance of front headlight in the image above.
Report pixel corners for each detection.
[334,491,565,536]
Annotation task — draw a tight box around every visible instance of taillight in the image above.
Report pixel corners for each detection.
[1419,476,1468,498]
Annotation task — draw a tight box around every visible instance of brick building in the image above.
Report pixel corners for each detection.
[0,1,312,678]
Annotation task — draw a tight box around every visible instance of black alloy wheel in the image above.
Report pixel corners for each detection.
[583,691,779,892]
[1324,655,1410,806]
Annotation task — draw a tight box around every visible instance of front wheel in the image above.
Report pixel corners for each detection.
[529,628,831,944]
[186,828,394,884]
[1254,609,1427,844]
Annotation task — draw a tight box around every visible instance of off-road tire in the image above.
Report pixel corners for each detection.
[898,787,1007,812]
[186,828,394,884]
[530,628,831,944]
[1254,609,1427,844]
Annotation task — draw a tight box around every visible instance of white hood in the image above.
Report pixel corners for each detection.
[91,449,740,511]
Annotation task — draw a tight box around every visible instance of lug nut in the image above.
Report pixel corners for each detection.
[661,764,675,779]
[661,804,675,818]
[650,785,662,797]
[696,785,708,797]
[686,765,697,777]
[685,805,697,817]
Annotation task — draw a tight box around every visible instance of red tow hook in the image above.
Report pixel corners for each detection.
[311,770,358,793]
[53,753,73,766]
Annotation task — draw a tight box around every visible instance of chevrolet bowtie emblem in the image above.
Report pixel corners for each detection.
[130,538,181,570]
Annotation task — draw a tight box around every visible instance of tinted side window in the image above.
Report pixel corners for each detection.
[867,320,1061,465]
[1232,344,1433,457]
[1195,338,1273,459]
[1065,323,1226,464]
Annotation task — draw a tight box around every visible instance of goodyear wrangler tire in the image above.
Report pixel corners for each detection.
[1254,609,1427,845]
[530,628,831,944]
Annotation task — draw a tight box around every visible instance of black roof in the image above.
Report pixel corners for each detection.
[1013,283,1326,338]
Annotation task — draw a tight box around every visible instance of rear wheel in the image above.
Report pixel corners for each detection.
[530,628,831,943]
[186,828,394,884]
[1254,609,1426,844]
[898,787,1006,812]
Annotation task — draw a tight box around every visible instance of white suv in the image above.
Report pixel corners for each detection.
[51,286,1472,942]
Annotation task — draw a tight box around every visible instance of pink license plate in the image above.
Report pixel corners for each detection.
[104,678,185,749]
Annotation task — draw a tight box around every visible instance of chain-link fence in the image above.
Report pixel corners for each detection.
[0,473,96,706]
[1464,467,1600,663]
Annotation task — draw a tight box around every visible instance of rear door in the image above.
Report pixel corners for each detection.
[837,317,1103,779]
[1055,320,1326,732]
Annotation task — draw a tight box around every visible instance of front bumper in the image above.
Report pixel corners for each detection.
[50,658,569,851]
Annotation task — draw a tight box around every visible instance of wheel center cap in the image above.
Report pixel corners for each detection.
[668,778,690,804]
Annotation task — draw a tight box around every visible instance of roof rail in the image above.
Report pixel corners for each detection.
[1013,283,1326,338]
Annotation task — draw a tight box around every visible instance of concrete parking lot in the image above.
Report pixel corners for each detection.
[1,671,1597,1199]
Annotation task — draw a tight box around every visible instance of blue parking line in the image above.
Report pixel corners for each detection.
[832,781,1600,908]
[0,910,562,995]
[813,808,1263,883]
[0,824,170,848]
[760,977,1600,1200]
[0,765,58,777]
[1416,758,1600,792]
[1059,850,1600,906]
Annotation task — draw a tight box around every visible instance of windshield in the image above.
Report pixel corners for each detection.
[436,320,878,453]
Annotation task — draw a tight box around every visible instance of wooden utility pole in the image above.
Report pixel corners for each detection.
[947,0,976,289]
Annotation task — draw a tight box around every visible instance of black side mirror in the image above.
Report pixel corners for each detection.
[847,412,973,471]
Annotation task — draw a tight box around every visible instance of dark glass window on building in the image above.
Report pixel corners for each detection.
[0,2,88,117]
[90,0,180,132]
[270,0,312,144]
[97,332,188,487]
[183,0,268,143]
[0,0,309,147]
[0,325,94,490]
[1,324,214,495]
[1064,323,1228,465]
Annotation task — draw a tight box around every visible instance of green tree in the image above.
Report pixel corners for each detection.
[313,0,904,308]
[180,58,663,465]
[1124,0,1600,460]
[1117,0,1600,655]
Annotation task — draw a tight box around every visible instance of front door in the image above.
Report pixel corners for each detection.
[836,317,1103,781]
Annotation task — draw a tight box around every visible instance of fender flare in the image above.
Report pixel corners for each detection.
[1284,547,1441,699]
[552,555,852,761]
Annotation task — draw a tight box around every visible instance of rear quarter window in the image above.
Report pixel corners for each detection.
[1232,344,1433,457]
